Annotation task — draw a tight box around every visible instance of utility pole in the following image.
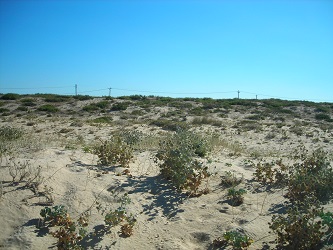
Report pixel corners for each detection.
[108,87,112,97]
[75,84,77,96]
[237,90,240,99]
[256,95,257,100]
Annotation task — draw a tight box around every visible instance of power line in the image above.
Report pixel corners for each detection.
[0,86,72,90]
[1,85,332,102]
[111,87,236,95]
[240,90,333,102]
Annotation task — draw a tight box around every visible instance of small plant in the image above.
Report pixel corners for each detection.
[286,148,333,204]
[103,193,136,237]
[227,188,246,206]
[40,205,89,249]
[7,159,42,186]
[155,129,210,193]
[253,159,288,187]
[94,136,133,167]
[220,171,242,188]
[213,230,253,250]
[269,205,329,249]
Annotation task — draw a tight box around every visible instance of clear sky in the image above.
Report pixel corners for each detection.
[0,0,332,101]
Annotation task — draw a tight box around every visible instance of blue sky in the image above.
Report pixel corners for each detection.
[0,0,332,101]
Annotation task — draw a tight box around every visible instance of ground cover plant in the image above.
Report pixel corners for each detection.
[0,93,332,249]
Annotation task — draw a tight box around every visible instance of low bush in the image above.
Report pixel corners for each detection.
[1,93,20,100]
[91,116,113,124]
[155,129,210,193]
[150,119,188,131]
[44,95,70,102]
[17,106,29,111]
[191,117,222,126]
[82,101,110,112]
[227,188,246,206]
[94,136,133,167]
[253,159,289,187]
[38,104,59,113]
[220,171,243,188]
[315,113,332,122]
[20,98,36,106]
[0,108,9,113]
[286,149,333,204]
[269,205,331,250]
[110,102,129,111]
[73,95,93,101]
[40,205,89,249]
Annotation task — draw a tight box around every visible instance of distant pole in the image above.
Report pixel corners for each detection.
[75,84,77,96]
[237,90,240,99]
[256,95,257,100]
[109,87,112,97]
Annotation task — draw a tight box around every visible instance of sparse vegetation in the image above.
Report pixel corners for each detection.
[1,93,333,249]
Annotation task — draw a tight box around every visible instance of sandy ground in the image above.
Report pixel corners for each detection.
[0,96,333,249]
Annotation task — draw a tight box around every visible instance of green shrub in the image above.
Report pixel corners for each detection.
[155,129,210,193]
[44,95,70,102]
[40,205,89,249]
[314,106,330,113]
[95,100,110,109]
[1,93,20,100]
[269,205,330,249]
[16,106,28,111]
[118,130,143,146]
[189,107,205,116]
[73,95,93,101]
[82,101,110,112]
[150,119,188,131]
[20,98,36,106]
[227,188,246,206]
[253,159,288,187]
[103,193,136,237]
[0,108,9,113]
[315,113,332,122]
[37,104,59,113]
[286,149,333,205]
[110,102,129,111]
[91,116,113,124]
[94,136,133,167]
[82,103,99,112]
